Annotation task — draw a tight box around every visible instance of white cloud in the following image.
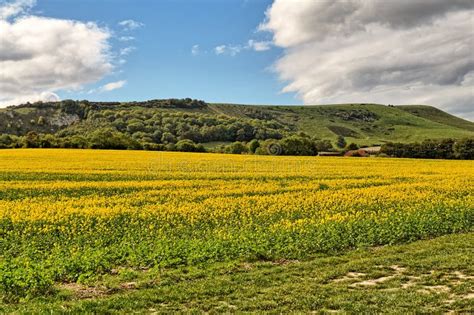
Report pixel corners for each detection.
[214,45,225,55]
[214,40,272,56]
[119,46,135,56]
[0,0,34,20]
[191,44,200,56]
[118,36,135,42]
[214,44,243,56]
[247,39,272,51]
[87,80,126,94]
[118,19,143,31]
[261,0,474,120]
[0,0,138,107]
[100,80,126,92]
[2,92,60,106]
[0,10,114,107]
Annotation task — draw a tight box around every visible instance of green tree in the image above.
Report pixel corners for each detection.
[23,132,40,148]
[454,138,474,160]
[38,134,58,148]
[161,132,177,144]
[346,143,359,150]
[0,134,13,148]
[248,139,260,153]
[226,142,249,154]
[280,136,317,156]
[88,128,141,150]
[127,121,145,134]
[68,135,88,149]
[176,139,198,152]
[336,136,346,149]
[314,140,333,152]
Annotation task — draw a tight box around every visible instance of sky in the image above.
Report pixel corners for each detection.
[0,0,473,120]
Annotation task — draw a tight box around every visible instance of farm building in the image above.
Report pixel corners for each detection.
[344,146,381,157]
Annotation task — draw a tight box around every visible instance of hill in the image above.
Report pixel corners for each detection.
[208,103,474,144]
[0,99,473,150]
[397,105,474,132]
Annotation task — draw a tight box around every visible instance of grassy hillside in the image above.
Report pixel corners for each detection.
[0,100,472,147]
[209,103,474,145]
[398,105,474,132]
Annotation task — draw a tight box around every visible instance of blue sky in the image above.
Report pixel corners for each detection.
[36,0,299,105]
[1,0,472,119]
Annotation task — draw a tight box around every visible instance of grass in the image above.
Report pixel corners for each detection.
[210,103,474,145]
[2,232,473,313]
[398,105,474,132]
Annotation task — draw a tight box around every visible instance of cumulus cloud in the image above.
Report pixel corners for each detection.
[0,0,117,107]
[261,0,474,120]
[100,80,126,92]
[118,19,143,31]
[0,0,34,20]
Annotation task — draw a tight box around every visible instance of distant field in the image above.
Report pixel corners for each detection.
[0,149,473,310]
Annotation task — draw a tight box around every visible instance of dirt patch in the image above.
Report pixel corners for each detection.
[390,265,406,273]
[59,280,140,299]
[461,292,474,300]
[333,266,473,308]
[331,272,366,283]
[401,276,421,289]
[351,275,396,287]
[273,259,300,266]
[59,283,109,299]
[120,282,138,290]
[418,285,451,294]
[241,263,253,270]
[452,271,474,280]
[350,265,406,287]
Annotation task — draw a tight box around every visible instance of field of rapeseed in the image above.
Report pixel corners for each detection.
[0,149,473,300]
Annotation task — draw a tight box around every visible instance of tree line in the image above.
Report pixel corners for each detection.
[0,131,334,155]
[1,131,472,159]
[380,138,473,160]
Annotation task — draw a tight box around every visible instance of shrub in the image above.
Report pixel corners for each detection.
[454,138,474,160]
[225,141,249,154]
[336,136,347,148]
[248,139,260,153]
[280,136,317,156]
[346,143,359,150]
[176,139,199,152]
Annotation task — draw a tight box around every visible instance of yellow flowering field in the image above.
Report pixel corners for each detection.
[0,149,473,298]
